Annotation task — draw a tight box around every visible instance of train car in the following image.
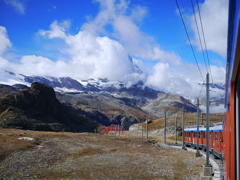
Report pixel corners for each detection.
[184,125,205,148]
[224,0,240,179]
[210,123,224,159]
[183,123,223,159]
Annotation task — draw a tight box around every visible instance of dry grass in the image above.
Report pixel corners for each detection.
[0,128,205,180]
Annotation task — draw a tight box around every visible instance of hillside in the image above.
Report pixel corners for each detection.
[57,92,154,129]
[0,82,99,132]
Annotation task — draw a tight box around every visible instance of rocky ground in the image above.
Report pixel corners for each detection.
[0,128,205,180]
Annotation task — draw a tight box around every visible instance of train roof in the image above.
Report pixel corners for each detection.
[184,127,206,132]
[209,124,223,132]
[184,124,223,132]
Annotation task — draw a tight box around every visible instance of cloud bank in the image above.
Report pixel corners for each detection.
[0,0,227,99]
[190,0,228,58]
[81,0,182,65]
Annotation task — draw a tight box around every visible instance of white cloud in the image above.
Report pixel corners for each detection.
[39,21,68,39]
[0,0,226,102]
[0,57,12,69]
[209,65,226,83]
[81,0,181,64]
[145,62,170,89]
[190,0,228,58]
[39,22,143,82]
[5,0,25,14]
[145,60,225,97]
[0,26,12,55]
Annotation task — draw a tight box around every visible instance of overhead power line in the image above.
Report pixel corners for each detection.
[196,0,214,83]
[190,0,208,73]
[198,82,204,98]
[175,0,204,83]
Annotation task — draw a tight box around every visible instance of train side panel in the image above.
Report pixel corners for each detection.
[223,83,236,180]
[212,131,223,159]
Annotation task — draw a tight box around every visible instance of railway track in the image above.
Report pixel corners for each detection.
[170,144,224,180]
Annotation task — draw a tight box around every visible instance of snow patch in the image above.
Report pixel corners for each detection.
[18,137,34,141]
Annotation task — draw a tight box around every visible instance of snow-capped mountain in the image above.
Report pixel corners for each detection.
[0,70,225,113]
[1,71,163,98]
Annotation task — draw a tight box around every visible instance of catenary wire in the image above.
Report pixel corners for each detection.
[190,0,209,73]
[175,0,205,83]
[196,0,214,83]
[198,82,204,99]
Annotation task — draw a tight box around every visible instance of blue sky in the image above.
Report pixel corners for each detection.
[0,0,228,98]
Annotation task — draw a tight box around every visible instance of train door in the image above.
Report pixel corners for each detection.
[199,131,203,147]
[202,131,206,149]
[210,131,214,151]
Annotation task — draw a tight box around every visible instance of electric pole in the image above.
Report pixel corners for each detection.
[175,117,177,144]
[182,106,186,149]
[164,111,166,143]
[203,73,212,175]
[118,124,120,136]
[196,98,201,157]
[146,119,148,139]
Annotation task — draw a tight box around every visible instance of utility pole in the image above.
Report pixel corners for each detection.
[196,98,201,157]
[164,111,166,143]
[142,122,143,138]
[182,106,186,149]
[203,73,212,176]
[118,124,120,136]
[175,117,177,144]
[146,119,148,139]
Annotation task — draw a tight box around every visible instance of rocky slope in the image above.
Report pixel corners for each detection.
[0,82,99,132]
[57,92,154,129]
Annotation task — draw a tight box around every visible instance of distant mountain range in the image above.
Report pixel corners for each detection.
[1,71,225,110]
[2,71,225,97]
[0,70,225,131]
[0,71,205,130]
[2,70,165,98]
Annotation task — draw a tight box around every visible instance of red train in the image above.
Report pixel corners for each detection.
[183,1,240,179]
[184,122,223,159]
[224,0,240,179]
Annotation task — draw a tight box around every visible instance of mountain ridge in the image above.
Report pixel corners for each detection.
[0,82,100,132]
